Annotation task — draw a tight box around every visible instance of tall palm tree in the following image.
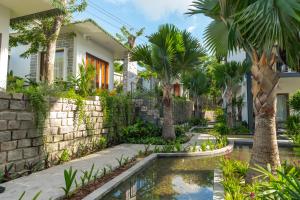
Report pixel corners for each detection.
[131,24,205,140]
[213,61,250,128]
[182,69,209,118]
[189,0,300,178]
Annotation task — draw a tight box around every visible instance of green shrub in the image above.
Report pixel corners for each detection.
[215,108,226,123]
[59,149,71,164]
[121,120,161,139]
[290,91,300,112]
[231,124,250,134]
[214,122,230,135]
[189,117,208,126]
[175,125,185,137]
[70,62,96,97]
[286,115,300,144]
[97,136,107,150]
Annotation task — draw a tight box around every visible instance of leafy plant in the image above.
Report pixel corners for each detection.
[58,149,71,164]
[144,144,151,155]
[70,61,96,97]
[101,167,107,176]
[175,142,182,152]
[290,91,300,112]
[254,164,300,199]
[61,167,77,198]
[214,122,230,135]
[116,155,124,167]
[3,163,15,181]
[93,169,100,182]
[97,136,107,150]
[18,191,42,200]
[24,161,43,175]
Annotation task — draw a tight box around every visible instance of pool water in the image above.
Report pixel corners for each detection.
[102,157,217,200]
[101,147,299,200]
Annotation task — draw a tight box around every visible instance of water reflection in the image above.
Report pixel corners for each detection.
[102,146,298,200]
[102,157,215,200]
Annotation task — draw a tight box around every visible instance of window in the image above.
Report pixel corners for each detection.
[40,50,65,81]
[86,53,109,89]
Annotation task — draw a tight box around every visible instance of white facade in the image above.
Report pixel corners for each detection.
[0,0,57,90]
[127,61,138,92]
[0,5,10,90]
[75,31,115,90]
[9,20,128,91]
[8,45,31,78]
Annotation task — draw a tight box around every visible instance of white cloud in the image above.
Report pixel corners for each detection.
[187,25,196,32]
[105,0,194,21]
[133,0,194,20]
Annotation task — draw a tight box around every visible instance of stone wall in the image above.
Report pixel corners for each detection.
[0,92,104,173]
[133,97,194,125]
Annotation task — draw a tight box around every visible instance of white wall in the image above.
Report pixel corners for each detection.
[8,45,31,78]
[277,77,300,96]
[0,5,10,90]
[74,32,115,90]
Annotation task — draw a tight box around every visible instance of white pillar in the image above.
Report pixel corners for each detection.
[0,6,10,90]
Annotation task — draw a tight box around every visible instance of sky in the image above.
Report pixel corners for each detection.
[75,0,212,45]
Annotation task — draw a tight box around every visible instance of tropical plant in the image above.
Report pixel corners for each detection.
[254,164,300,199]
[70,62,96,97]
[58,149,71,164]
[212,61,250,128]
[61,167,77,197]
[80,164,95,186]
[182,68,209,117]
[131,24,205,139]
[189,0,300,179]
[290,91,300,113]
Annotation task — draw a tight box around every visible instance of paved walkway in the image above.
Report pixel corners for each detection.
[0,133,207,200]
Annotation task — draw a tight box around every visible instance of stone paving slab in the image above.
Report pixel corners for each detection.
[0,133,211,200]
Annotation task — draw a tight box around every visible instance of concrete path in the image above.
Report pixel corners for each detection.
[0,144,146,200]
[0,133,208,200]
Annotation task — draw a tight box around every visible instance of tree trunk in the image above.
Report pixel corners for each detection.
[45,15,64,83]
[225,87,234,128]
[162,84,175,140]
[247,51,280,181]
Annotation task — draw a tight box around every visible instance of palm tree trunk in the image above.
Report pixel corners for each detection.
[162,84,175,140]
[247,52,280,181]
[225,87,234,128]
[45,13,64,83]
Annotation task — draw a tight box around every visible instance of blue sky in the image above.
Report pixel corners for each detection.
[75,0,212,45]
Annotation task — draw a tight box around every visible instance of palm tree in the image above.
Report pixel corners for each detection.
[116,26,145,92]
[182,69,209,118]
[116,26,145,49]
[131,24,205,140]
[189,0,300,178]
[213,61,250,128]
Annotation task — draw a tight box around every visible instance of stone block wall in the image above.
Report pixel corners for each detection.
[133,97,194,125]
[0,92,104,173]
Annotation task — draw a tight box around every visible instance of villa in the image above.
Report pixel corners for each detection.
[9,19,129,90]
[0,0,60,90]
